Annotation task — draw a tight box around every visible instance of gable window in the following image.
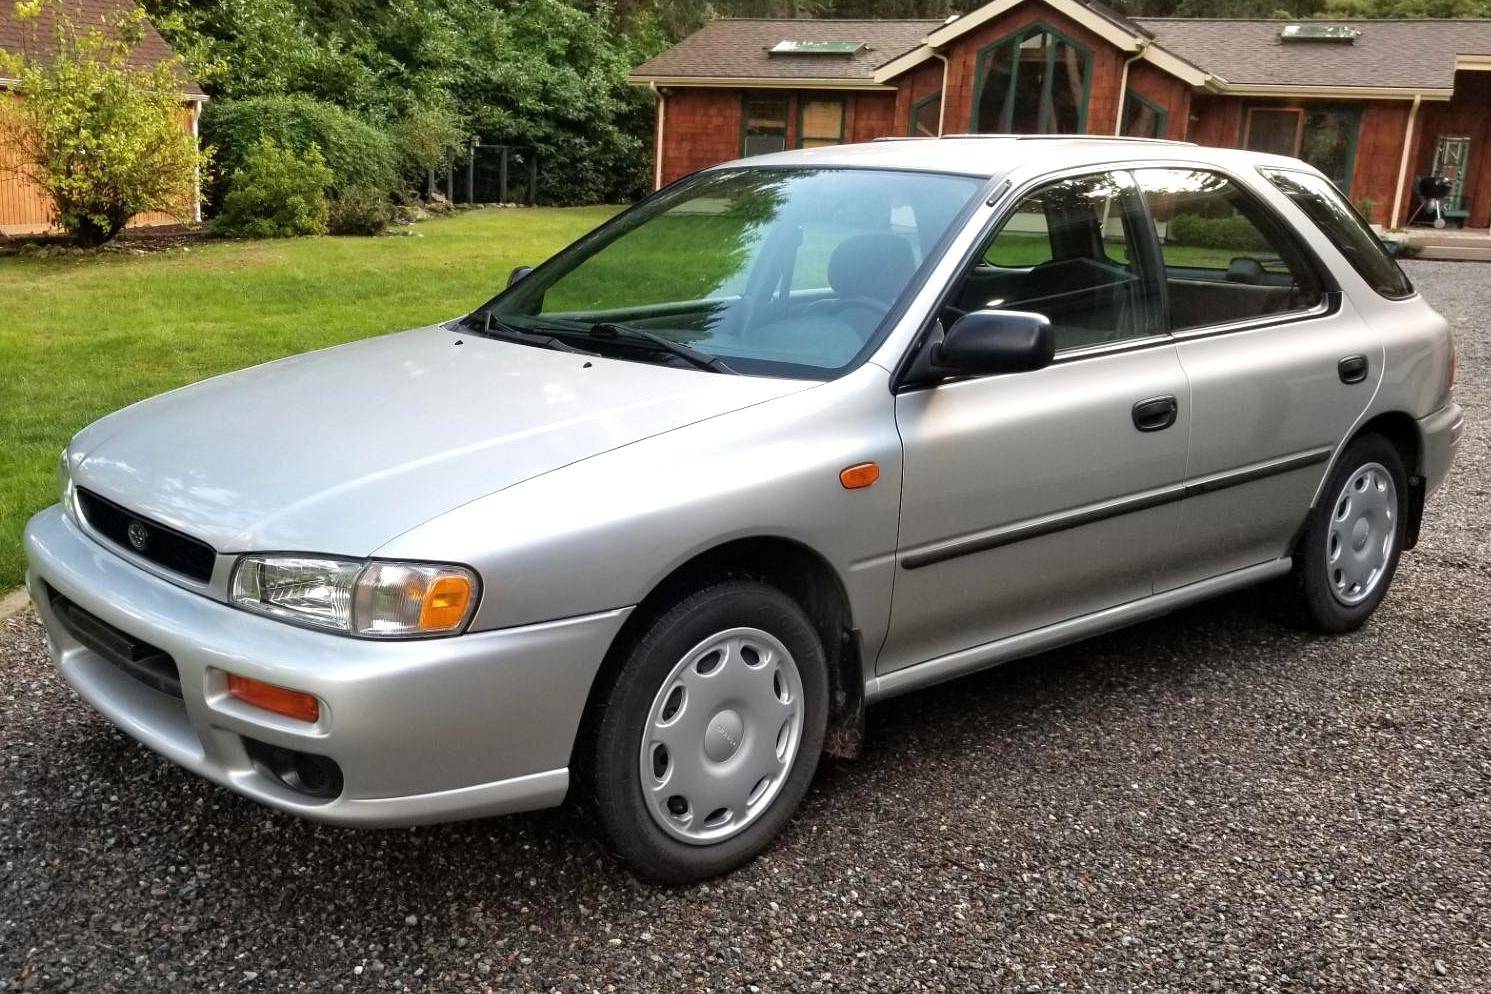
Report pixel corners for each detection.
[798,98,845,148]
[909,91,941,137]
[1121,93,1166,140]
[973,24,1092,135]
[741,96,789,157]
[1242,104,1361,191]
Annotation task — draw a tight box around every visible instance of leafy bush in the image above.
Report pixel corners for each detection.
[0,1,210,246]
[212,137,332,237]
[328,184,394,235]
[390,104,469,182]
[1166,213,1272,252]
[202,94,397,205]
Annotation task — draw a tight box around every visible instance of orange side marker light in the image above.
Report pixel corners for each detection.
[227,674,320,723]
[839,462,880,490]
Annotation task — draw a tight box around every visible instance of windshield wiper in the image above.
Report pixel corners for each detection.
[461,311,598,356]
[587,322,738,375]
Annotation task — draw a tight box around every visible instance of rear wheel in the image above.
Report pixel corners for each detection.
[583,581,828,883]
[1274,433,1407,633]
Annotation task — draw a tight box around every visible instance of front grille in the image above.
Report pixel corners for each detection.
[76,488,216,583]
[46,585,183,698]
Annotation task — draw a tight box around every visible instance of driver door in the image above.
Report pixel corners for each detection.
[879,170,1190,675]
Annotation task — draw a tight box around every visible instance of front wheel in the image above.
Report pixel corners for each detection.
[1274,433,1408,633]
[582,581,828,883]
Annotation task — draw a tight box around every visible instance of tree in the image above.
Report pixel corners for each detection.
[0,0,210,245]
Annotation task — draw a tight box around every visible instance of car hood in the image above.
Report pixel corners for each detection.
[70,326,811,556]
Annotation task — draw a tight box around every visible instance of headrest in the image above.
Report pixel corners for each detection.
[827,233,917,304]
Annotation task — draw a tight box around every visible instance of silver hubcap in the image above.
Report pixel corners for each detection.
[1326,461,1397,606]
[639,627,804,845]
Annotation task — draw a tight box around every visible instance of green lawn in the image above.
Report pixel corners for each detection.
[0,206,620,589]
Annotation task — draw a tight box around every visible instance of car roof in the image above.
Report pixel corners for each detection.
[714,136,1315,181]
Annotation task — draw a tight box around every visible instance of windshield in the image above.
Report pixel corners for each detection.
[484,167,983,379]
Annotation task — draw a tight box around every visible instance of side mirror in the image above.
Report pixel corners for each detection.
[507,265,533,287]
[932,309,1054,376]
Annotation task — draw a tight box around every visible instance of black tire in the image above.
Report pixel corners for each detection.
[581,580,828,884]
[1272,433,1408,633]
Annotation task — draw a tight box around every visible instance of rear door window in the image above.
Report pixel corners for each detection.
[1261,168,1414,299]
[1133,168,1323,332]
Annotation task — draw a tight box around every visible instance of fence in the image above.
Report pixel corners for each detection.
[427,143,539,205]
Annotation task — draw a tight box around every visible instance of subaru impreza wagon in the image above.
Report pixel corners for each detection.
[26,136,1462,882]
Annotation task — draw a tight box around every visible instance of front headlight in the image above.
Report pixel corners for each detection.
[229,555,479,638]
[57,448,74,509]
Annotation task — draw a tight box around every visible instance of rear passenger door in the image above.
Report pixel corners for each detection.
[1131,168,1384,591]
[881,171,1190,674]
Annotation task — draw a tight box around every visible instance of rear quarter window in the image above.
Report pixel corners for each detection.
[1261,168,1414,300]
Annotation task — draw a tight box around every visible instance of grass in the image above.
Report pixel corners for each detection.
[0,206,620,589]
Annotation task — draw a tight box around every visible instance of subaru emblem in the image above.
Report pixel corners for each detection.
[126,520,150,552]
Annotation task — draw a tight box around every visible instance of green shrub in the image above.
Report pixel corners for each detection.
[0,1,210,246]
[390,104,469,183]
[212,137,332,238]
[202,94,397,206]
[1166,213,1271,252]
[328,185,393,236]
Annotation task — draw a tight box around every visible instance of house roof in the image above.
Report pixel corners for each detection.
[0,0,206,98]
[630,18,943,86]
[1136,18,1491,93]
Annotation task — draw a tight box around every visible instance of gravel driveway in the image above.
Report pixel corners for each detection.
[3,261,1488,993]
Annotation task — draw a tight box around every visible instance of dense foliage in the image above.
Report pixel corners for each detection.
[201,94,398,204]
[0,1,209,245]
[212,136,333,237]
[145,0,666,205]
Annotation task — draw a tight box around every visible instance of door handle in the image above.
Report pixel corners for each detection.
[1338,354,1369,384]
[1132,395,1179,432]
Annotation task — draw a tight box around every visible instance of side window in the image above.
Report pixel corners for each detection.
[1261,168,1413,299]
[952,172,1159,352]
[741,97,789,157]
[1134,168,1322,332]
[798,99,845,149]
[909,91,941,138]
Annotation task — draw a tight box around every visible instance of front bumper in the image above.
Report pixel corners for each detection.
[24,505,631,827]
[1418,401,1465,497]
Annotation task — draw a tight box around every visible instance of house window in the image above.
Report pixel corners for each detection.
[973,24,1092,134]
[1121,93,1166,140]
[798,99,845,148]
[908,91,941,137]
[1243,104,1361,191]
[741,96,789,157]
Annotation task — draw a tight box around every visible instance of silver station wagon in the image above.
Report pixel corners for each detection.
[26,137,1462,882]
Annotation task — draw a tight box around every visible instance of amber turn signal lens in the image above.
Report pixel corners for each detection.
[839,462,880,490]
[227,674,320,723]
[418,575,474,631]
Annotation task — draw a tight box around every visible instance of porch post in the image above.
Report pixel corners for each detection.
[1390,94,1422,231]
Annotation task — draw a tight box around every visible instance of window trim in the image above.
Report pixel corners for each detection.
[739,93,790,158]
[908,90,942,137]
[1121,92,1168,140]
[970,21,1094,135]
[796,96,846,149]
